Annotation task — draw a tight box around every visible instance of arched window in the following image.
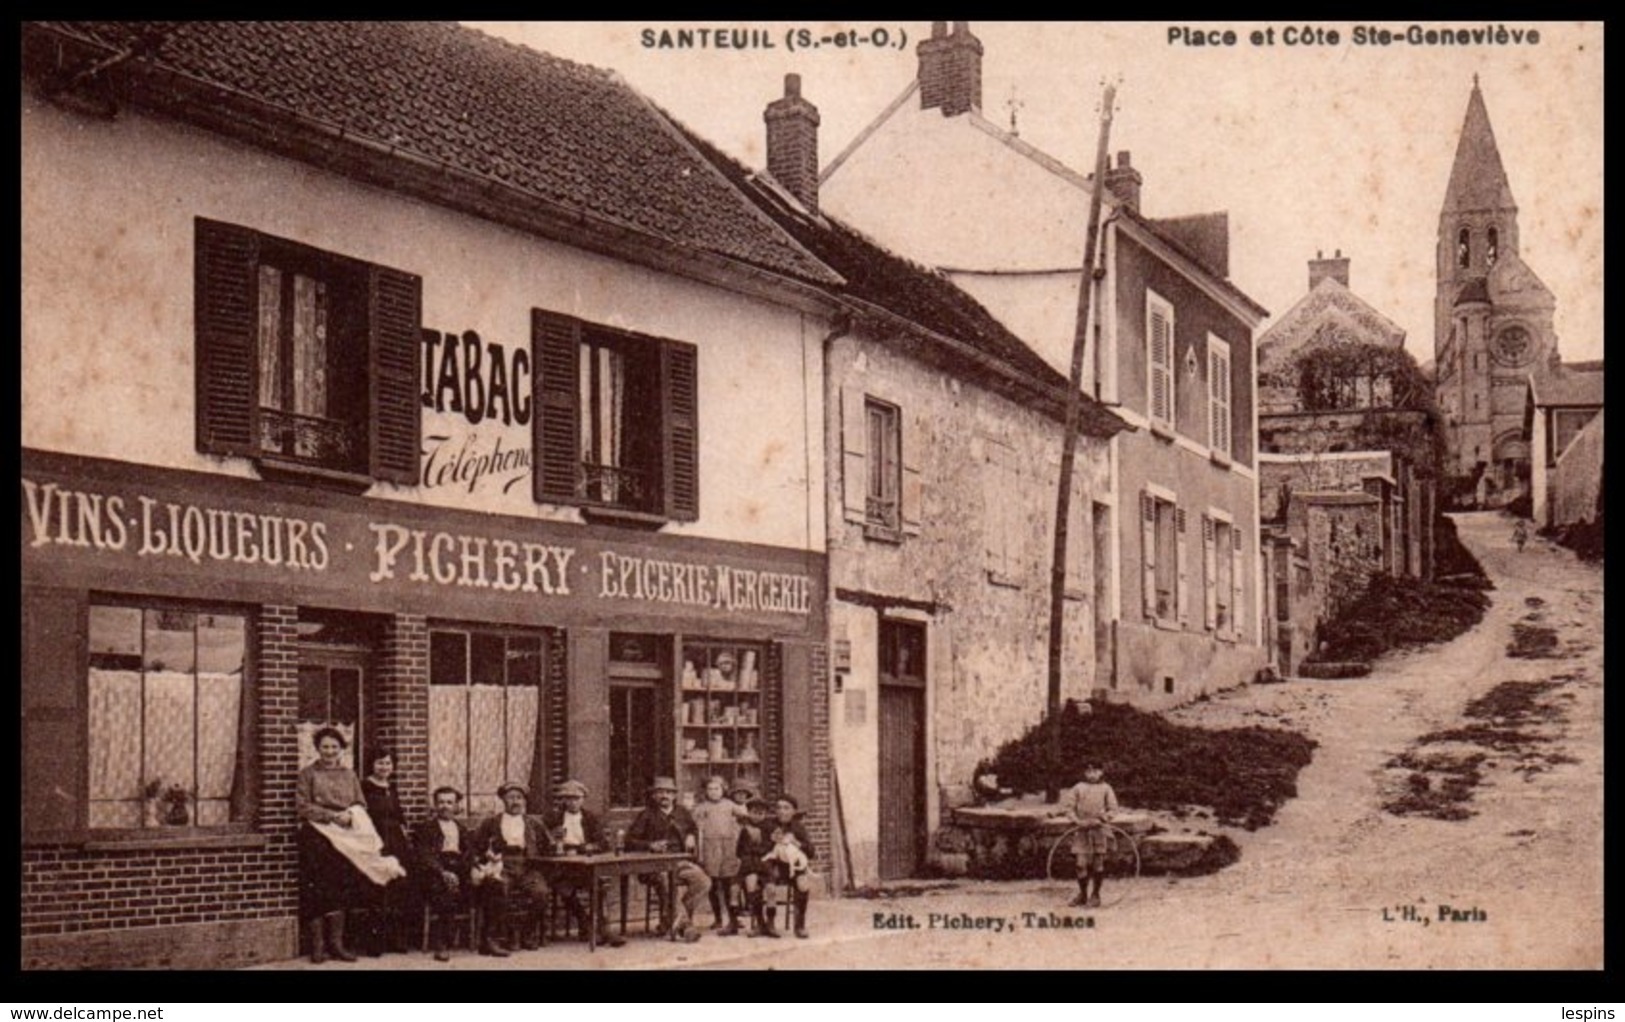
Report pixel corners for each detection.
[1486,227,1499,268]
[1457,227,1471,269]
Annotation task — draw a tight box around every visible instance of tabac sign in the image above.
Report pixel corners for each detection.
[21,450,819,631]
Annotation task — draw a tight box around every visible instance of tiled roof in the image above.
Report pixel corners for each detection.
[1531,368,1604,408]
[26,21,837,285]
[1443,82,1516,214]
[672,119,1126,437]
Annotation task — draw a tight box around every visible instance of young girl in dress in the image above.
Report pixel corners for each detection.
[691,774,749,935]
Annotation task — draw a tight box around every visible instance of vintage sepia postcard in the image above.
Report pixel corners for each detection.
[19,21,1602,977]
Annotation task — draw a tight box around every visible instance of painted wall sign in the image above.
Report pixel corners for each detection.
[420,327,533,497]
[21,450,821,632]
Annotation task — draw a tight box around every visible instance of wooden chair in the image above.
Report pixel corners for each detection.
[421,899,478,955]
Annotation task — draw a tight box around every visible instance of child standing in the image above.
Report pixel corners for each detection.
[1064,762,1118,908]
[691,775,747,935]
[735,798,777,937]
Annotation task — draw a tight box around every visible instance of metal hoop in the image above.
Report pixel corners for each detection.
[1045,823,1141,908]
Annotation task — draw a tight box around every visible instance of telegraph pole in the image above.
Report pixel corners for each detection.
[1045,80,1117,803]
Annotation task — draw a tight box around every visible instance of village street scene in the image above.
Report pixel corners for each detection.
[20,22,1602,975]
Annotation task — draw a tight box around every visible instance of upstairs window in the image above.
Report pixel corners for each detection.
[842,386,922,541]
[866,398,902,532]
[1457,227,1471,269]
[1146,291,1175,431]
[1486,227,1499,268]
[532,310,698,523]
[195,219,421,486]
[1208,335,1232,458]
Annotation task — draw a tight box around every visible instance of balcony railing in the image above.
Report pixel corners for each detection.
[258,408,364,472]
[582,461,652,511]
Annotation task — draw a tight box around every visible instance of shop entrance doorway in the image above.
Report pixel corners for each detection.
[877,618,926,879]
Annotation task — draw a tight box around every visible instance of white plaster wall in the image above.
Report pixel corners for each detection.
[829,601,881,885]
[823,107,1093,270]
[22,97,825,553]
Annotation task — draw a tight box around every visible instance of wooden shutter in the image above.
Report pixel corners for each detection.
[534,628,569,798]
[1175,507,1190,627]
[1231,526,1245,641]
[23,587,86,841]
[368,264,424,485]
[194,218,260,457]
[1140,492,1157,619]
[532,310,582,505]
[1202,516,1218,631]
[841,386,868,524]
[1149,306,1172,425]
[1210,345,1231,456]
[762,643,784,800]
[660,340,700,521]
[900,408,924,536]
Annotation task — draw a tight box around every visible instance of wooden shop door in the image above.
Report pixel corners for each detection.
[877,619,926,879]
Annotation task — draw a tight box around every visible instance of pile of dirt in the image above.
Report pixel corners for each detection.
[978,700,1317,831]
[1508,624,1560,659]
[1464,680,1563,722]
[1383,749,1486,821]
[1312,572,1491,663]
[1434,514,1494,583]
[1542,513,1604,563]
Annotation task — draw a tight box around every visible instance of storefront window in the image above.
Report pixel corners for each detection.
[428,627,544,817]
[87,603,247,829]
[678,639,766,798]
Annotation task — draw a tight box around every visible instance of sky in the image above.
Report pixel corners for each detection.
[469,21,1604,364]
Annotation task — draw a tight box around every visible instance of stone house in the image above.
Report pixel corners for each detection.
[820,22,1270,708]
[22,20,854,968]
[1254,252,1438,671]
[681,75,1126,884]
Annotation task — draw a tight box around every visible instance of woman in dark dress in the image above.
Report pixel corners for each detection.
[360,748,414,955]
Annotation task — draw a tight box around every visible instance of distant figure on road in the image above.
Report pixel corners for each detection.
[1064,762,1119,908]
[1513,519,1529,552]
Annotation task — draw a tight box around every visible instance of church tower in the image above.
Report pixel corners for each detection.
[1433,77,1558,505]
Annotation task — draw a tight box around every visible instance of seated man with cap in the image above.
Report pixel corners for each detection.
[624,776,711,942]
[540,779,625,948]
[471,781,553,952]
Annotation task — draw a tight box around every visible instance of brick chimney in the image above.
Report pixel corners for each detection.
[1104,150,1142,212]
[1309,249,1351,290]
[764,73,821,212]
[918,21,982,116]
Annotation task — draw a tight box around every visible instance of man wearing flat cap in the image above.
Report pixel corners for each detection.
[472,782,553,951]
[540,779,625,948]
[624,776,711,942]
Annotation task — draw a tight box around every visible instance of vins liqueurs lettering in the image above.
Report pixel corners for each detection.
[20,478,328,570]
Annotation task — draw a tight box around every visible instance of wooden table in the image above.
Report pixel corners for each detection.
[538,851,691,951]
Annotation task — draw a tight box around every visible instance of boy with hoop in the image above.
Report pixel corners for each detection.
[1064,762,1118,908]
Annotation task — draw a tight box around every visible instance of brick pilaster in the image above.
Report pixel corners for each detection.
[374,614,430,819]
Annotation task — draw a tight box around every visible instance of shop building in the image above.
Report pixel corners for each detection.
[22,21,835,968]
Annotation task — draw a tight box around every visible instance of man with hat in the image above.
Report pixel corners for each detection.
[540,779,625,948]
[472,782,553,952]
[624,776,711,942]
